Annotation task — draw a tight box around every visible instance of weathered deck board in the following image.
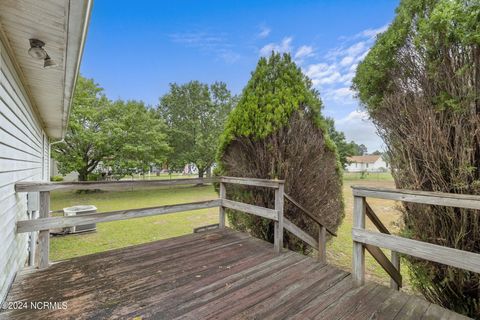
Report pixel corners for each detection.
[0,229,471,320]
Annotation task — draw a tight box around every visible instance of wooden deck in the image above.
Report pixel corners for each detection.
[0,229,469,320]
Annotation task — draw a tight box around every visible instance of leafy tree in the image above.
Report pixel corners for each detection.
[371,150,382,156]
[53,76,170,181]
[217,53,344,252]
[52,76,114,181]
[325,117,362,167]
[158,81,235,177]
[357,144,368,156]
[353,0,480,317]
[105,100,171,179]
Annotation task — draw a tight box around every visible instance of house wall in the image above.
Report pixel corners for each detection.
[0,38,49,302]
[345,158,389,173]
[371,158,388,171]
[345,162,371,172]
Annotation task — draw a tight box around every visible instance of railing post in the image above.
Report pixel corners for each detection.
[353,195,366,286]
[317,225,327,263]
[28,210,38,267]
[38,191,50,269]
[219,181,226,228]
[274,182,284,253]
[390,251,400,290]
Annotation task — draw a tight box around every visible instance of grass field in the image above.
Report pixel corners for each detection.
[343,171,393,181]
[50,185,219,260]
[50,172,412,291]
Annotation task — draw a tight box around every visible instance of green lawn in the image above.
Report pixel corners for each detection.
[50,175,411,291]
[343,171,393,181]
[50,185,219,261]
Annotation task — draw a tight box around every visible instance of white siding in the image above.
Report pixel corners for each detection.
[345,158,389,173]
[0,39,48,302]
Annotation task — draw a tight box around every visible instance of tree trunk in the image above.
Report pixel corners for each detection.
[206,166,211,178]
[196,167,205,186]
[78,170,88,181]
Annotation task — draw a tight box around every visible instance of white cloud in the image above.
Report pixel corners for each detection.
[169,31,240,63]
[294,45,314,60]
[339,56,354,67]
[258,25,271,39]
[336,110,384,151]
[325,87,355,103]
[356,24,388,39]
[337,110,369,124]
[305,63,336,81]
[217,50,241,63]
[349,63,358,73]
[345,41,367,58]
[260,37,293,56]
[170,32,225,47]
[301,25,390,151]
[304,25,389,90]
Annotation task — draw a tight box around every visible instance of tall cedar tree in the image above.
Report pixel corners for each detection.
[217,53,344,252]
[353,0,480,317]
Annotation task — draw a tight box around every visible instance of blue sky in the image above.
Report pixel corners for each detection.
[80,0,400,152]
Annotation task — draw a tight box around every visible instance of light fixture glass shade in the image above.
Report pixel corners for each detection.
[44,56,56,68]
[28,47,47,60]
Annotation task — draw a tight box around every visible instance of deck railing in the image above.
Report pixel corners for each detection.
[352,186,480,290]
[283,193,336,263]
[15,176,330,269]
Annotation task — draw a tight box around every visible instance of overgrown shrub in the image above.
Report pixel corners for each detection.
[217,53,344,253]
[353,0,480,317]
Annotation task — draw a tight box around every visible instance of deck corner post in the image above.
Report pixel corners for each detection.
[274,182,285,253]
[38,191,50,269]
[219,181,226,228]
[317,225,327,263]
[390,251,400,290]
[353,195,366,287]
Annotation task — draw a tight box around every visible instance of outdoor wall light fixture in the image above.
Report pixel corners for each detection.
[28,38,57,69]
[43,55,56,68]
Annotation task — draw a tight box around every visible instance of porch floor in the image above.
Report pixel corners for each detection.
[0,229,469,319]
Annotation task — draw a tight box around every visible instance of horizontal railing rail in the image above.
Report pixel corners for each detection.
[16,200,222,233]
[221,199,279,221]
[218,177,285,253]
[15,176,297,270]
[16,176,332,270]
[283,218,318,248]
[283,193,335,264]
[220,176,284,189]
[351,185,480,290]
[352,228,480,274]
[284,193,336,236]
[352,185,480,210]
[15,177,217,192]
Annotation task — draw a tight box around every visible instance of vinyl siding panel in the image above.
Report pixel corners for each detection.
[0,38,48,303]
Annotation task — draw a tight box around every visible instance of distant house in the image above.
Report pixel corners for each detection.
[345,155,389,172]
[0,0,91,303]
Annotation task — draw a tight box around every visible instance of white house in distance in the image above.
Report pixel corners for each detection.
[0,0,91,303]
[345,155,389,172]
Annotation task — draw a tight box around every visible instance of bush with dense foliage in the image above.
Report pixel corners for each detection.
[353,0,480,317]
[217,53,344,252]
